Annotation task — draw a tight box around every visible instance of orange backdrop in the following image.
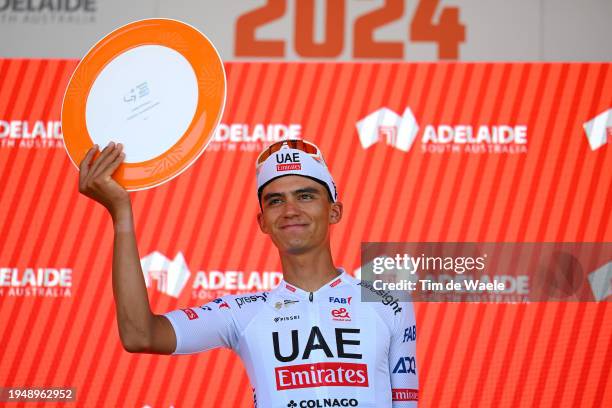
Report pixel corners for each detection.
[0,60,611,407]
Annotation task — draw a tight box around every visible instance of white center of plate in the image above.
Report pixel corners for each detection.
[86,45,199,163]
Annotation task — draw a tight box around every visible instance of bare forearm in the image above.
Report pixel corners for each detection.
[111,204,154,350]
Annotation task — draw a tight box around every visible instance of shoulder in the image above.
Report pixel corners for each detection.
[352,277,415,323]
[208,291,271,326]
[226,291,271,310]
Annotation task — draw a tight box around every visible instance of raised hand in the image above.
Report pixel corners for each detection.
[78,141,129,215]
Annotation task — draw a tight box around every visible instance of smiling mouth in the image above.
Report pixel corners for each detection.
[281,224,308,230]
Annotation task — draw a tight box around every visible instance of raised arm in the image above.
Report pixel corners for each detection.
[78,142,176,354]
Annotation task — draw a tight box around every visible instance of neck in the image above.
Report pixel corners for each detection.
[279,245,340,292]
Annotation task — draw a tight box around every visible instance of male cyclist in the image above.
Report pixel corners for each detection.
[78,139,418,407]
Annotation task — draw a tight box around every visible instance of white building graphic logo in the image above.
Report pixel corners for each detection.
[355,107,419,152]
[588,262,612,301]
[140,251,191,298]
[356,107,528,154]
[583,108,612,151]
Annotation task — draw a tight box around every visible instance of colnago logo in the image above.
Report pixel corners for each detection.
[140,251,191,298]
[588,262,612,301]
[583,108,612,150]
[287,398,359,407]
[356,107,528,154]
[0,267,72,297]
[209,123,302,152]
[0,120,63,148]
[275,362,368,390]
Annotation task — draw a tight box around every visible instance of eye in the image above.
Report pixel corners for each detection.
[299,193,314,200]
[267,197,283,206]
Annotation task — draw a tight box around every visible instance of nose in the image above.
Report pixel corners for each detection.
[281,197,301,218]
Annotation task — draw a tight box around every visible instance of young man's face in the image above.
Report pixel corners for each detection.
[257,175,342,255]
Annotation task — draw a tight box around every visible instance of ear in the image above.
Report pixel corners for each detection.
[329,201,343,224]
[257,211,270,234]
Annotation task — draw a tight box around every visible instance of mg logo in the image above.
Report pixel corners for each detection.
[583,108,612,150]
[140,251,191,298]
[356,107,419,152]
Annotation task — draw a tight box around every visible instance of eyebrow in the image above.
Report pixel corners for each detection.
[262,187,321,202]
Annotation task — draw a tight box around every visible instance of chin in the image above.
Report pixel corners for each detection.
[283,241,312,255]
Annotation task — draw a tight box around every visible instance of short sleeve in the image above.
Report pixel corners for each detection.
[163,297,238,355]
[389,300,419,407]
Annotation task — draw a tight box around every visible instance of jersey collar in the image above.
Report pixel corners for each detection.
[274,267,349,300]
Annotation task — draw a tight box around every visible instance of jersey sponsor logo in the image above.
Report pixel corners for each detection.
[274,315,300,323]
[403,325,417,342]
[392,388,419,402]
[392,356,417,375]
[328,296,351,305]
[287,397,359,407]
[277,163,301,171]
[275,299,299,309]
[181,308,198,320]
[357,281,403,315]
[275,362,368,391]
[212,298,230,309]
[331,307,351,322]
[285,283,297,292]
[276,152,301,171]
[235,292,268,308]
[329,278,342,288]
[273,327,361,362]
[199,305,212,311]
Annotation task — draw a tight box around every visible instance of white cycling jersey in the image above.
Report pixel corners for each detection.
[164,269,418,408]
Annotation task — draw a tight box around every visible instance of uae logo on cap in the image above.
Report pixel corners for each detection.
[276,151,302,171]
